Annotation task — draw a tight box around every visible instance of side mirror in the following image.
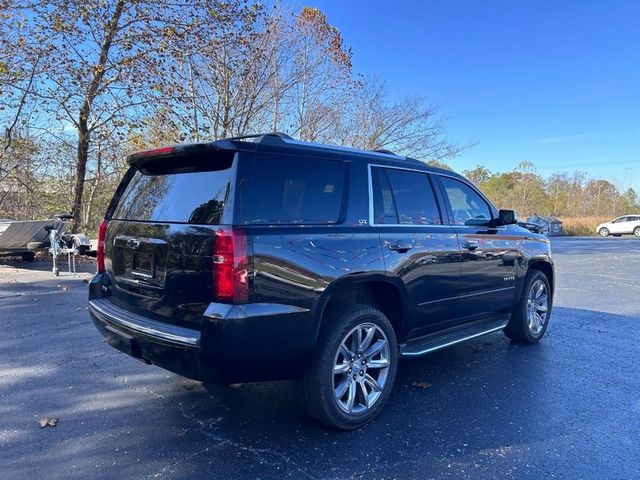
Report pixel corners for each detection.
[498,209,517,225]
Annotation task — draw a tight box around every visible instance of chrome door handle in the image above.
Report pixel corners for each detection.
[462,240,479,250]
[388,243,412,252]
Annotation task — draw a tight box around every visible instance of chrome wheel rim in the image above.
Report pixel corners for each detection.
[527,280,549,335]
[333,323,391,414]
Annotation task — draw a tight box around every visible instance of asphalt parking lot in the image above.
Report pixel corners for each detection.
[1,237,639,479]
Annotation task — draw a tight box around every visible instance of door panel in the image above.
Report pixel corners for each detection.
[380,228,461,337]
[455,226,519,319]
[436,175,519,320]
[609,218,626,234]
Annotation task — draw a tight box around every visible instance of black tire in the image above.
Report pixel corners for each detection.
[634,227,640,238]
[599,227,609,237]
[299,303,398,430]
[504,270,552,343]
[21,252,35,262]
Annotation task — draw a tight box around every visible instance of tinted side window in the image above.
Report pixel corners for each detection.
[372,167,441,225]
[440,176,493,226]
[371,167,398,224]
[239,156,345,225]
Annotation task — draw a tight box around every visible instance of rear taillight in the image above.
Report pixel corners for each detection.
[213,227,249,303]
[97,220,109,273]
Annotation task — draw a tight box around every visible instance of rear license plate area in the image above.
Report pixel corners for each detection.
[131,251,155,280]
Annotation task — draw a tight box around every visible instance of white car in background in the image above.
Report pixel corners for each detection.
[596,215,640,237]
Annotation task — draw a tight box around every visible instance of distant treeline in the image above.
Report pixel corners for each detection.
[462,162,639,220]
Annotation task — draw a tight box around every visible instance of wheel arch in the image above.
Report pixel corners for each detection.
[315,274,408,342]
[527,259,554,294]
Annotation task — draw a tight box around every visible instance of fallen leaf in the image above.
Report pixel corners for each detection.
[411,381,431,389]
[39,417,59,428]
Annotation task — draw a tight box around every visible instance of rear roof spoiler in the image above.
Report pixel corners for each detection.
[126,140,249,168]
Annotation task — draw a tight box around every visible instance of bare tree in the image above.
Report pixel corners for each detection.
[342,77,463,161]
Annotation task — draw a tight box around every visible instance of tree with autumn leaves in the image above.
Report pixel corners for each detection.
[1,1,460,232]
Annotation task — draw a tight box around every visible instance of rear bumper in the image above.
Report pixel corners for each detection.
[89,298,206,381]
[88,274,316,383]
[90,298,200,347]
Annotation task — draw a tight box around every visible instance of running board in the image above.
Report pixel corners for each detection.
[401,317,509,358]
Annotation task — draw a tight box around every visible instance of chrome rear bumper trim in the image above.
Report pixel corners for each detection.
[89,298,200,347]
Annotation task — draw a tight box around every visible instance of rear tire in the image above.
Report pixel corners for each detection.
[504,270,552,343]
[299,303,398,430]
[634,227,640,238]
[599,227,609,237]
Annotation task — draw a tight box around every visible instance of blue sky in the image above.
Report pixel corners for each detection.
[291,0,640,191]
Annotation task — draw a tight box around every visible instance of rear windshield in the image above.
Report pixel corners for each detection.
[112,159,234,224]
[238,155,346,225]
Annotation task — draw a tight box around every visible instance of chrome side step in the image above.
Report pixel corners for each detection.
[401,317,508,358]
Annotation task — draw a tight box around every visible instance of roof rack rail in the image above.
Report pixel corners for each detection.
[227,132,293,143]
[372,148,397,156]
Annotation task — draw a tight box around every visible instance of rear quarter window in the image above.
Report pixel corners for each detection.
[238,155,346,225]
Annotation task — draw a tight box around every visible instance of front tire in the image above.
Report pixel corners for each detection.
[599,227,609,237]
[299,304,398,430]
[504,270,552,343]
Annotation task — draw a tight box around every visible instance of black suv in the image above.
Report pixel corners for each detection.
[89,133,554,429]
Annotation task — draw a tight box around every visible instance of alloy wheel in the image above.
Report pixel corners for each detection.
[527,280,549,335]
[333,323,391,414]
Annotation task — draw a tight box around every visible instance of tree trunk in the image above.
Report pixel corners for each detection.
[71,120,89,232]
[84,149,102,228]
[69,0,125,233]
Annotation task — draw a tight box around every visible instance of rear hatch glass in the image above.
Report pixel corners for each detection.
[113,165,233,224]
